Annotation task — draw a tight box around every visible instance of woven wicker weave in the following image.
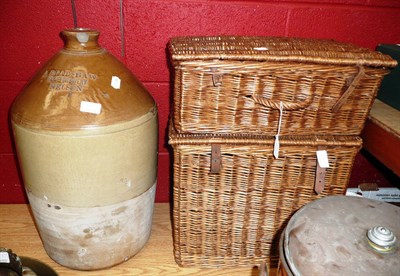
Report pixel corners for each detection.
[169,125,362,268]
[169,36,397,135]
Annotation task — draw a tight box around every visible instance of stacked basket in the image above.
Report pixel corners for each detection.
[168,36,397,268]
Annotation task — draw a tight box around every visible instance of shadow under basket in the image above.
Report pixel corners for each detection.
[168,125,362,269]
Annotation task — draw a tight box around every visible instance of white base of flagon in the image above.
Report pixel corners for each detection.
[27,183,156,270]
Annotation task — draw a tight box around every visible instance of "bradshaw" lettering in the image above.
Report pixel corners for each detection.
[42,69,97,92]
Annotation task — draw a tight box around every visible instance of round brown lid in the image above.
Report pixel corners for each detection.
[284,196,400,275]
[11,29,155,131]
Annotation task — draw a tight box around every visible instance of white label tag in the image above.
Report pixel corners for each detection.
[254,47,269,51]
[273,135,280,159]
[0,252,10,263]
[316,150,330,168]
[111,76,121,89]
[273,102,284,159]
[80,101,102,114]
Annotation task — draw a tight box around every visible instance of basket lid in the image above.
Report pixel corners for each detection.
[169,36,397,67]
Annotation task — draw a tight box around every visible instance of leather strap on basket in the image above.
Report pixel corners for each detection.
[332,66,365,112]
[315,165,326,195]
[314,146,327,194]
[210,144,221,174]
[211,68,223,86]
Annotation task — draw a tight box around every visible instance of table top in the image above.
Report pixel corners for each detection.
[369,99,400,138]
[0,203,269,276]
[362,99,400,176]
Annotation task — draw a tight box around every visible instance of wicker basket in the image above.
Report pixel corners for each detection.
[169,124,362,268]
[169,36,397,135]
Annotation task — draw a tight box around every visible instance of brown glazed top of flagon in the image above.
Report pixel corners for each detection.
[11,28,156,131]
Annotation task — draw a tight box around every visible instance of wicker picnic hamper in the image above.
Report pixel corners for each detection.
[169,36,397,135]
[168,124,362,268]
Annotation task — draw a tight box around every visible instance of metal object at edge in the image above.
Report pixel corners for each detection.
[280,196,400,276]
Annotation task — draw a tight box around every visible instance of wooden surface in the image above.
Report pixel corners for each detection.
[0,203,271,276]
[362,99,400,176]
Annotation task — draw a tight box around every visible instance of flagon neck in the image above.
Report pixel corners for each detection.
[61,28,102,52]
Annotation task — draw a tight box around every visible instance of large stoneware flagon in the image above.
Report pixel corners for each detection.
[11,29,158,270]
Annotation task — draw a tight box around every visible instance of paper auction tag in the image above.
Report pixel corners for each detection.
[273,135,280,159]
[80,101,102,114]
[273,102,284,159]
[0,252,10,263]
[316,150,330,168]
[111,76,121,89]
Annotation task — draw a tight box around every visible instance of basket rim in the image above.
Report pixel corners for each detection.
[168,123,363,147]
[169,36,397,68]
